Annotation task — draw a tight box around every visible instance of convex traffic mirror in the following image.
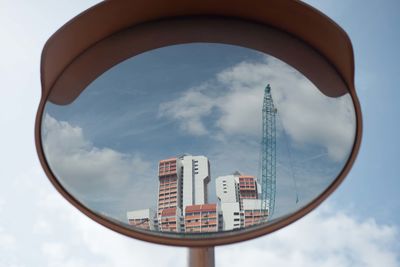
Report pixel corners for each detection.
[36,0,362,252]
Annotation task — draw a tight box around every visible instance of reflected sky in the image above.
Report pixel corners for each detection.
[42,43,356,233]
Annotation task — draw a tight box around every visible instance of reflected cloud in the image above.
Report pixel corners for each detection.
[42,114,157,220]
[159,57,355,162]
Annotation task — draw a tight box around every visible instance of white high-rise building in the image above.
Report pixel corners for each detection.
[220,202,241,230]
[216,172,267,230]
[181,155,211,213]
[216,174,241,231]
[216,174,240,203]
[146,154,212,232]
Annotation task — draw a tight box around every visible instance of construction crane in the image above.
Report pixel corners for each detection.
[260,84,277,218]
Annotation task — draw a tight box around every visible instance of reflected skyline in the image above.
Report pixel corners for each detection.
[41,43,356,235]
[127,155,268,233]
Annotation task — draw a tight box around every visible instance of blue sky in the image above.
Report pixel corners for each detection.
[0,1,399,267]
[305,0,400,227]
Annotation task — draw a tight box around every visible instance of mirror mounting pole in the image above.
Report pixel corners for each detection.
[188,247,215,267]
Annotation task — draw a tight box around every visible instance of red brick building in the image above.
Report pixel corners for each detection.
[184,204,218,233]
[238,175,258,209]
[159,207,181,232]
[158,158,179,217]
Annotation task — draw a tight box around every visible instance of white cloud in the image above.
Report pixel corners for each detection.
[20,164,398,267]
[42,113,151,189]
[42,114,156,219]
[30,168,185,267]
[0,163,186,267]
[41,242,68,262]
[159,86,216,135]
[0,199,4,213]
[0,228,17,251]
[0,226,19,267]
[33,218,53,236]
[6,156,397,267]
[217,205,400,267]
[159,57,356,162]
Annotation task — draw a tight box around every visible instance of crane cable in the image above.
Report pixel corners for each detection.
[276,111,299,204]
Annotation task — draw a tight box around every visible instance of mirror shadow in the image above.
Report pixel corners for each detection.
[42,43,356,236]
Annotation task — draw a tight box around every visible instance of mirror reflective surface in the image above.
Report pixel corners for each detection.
[41,43,356,236]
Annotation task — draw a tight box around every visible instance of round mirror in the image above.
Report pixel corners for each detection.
[40,42,356,237]
[36,2,362,247]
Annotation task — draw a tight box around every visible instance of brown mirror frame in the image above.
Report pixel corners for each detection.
[45,17,349,105]
[36,0,362,247]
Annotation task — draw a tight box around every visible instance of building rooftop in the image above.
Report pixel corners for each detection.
[185,204,217,213]
[161,207,177,217]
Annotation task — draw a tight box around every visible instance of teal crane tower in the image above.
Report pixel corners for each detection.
[261,84,277,218]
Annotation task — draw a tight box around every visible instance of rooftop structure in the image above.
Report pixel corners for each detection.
[127,208,156,231]
[238,175,258,209]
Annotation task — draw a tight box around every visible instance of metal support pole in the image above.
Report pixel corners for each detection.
[188,247,215,267]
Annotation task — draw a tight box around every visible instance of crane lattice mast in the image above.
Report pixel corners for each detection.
[261,84,277,218]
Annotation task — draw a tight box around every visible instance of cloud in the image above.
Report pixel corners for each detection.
[159,85,216,135]
[41,242,68,262]
[0,162,186,267]
[31,169,186,267]
[13,168,400,267]
[21,164,399,267]
[0,199,16,255]
[159,57,356,162]
[33,218,54,236]
[217,205,400,267]
[1,113,399,267]
[0,204,19,267]
[41,114,157,220]
[0,228,17,252]
[0,199,4,213]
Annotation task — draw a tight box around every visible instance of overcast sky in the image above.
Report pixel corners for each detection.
[0,1,399,267]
